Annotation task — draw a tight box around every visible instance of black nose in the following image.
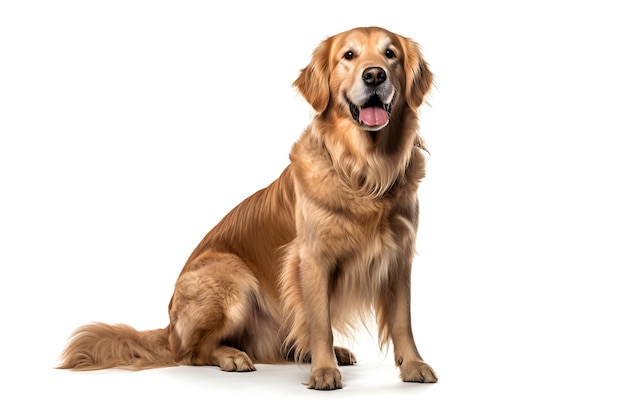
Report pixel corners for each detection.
[362,67,387,86]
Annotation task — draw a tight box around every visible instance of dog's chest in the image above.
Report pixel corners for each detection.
[325,209,414,326]
[335,208,413,289]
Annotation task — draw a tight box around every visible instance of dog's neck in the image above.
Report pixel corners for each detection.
[306,106,419,200]
[373,104,420,153]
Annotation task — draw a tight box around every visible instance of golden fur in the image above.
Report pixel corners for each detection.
[58,26,437,390]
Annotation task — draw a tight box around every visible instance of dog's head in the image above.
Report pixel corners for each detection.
[294,27,433,131]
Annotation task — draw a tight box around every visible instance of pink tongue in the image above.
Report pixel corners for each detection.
[359,107,389,126]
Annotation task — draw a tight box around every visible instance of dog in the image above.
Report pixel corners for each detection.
[58,26,437,390]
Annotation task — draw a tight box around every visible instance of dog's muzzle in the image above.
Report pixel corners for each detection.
[348,66,393,130]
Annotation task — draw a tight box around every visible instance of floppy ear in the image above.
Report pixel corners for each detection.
[293,38,331,113]
[403,38,434,111]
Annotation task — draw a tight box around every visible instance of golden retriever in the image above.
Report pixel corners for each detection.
[58,26,437,390]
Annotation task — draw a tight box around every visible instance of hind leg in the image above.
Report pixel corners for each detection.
[168,251,261,372]
[294,346,357,366]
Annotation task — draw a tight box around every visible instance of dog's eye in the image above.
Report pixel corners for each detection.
[344,50,354,60]
[385,49,396,59]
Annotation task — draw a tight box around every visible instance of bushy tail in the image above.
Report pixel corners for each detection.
[57,323,176,371]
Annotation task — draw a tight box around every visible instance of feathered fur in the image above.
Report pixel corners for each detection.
[58,26,437,390]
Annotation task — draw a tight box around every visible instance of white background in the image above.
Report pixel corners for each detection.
[1,1,625,415]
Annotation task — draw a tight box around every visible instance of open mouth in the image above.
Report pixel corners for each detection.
[348,94,392,129]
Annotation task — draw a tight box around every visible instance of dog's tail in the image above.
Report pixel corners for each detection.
[57,323,176,371]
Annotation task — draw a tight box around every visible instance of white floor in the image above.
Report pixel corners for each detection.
[23,360,442,415]
[10,331,625,416]
[2,1,625,416]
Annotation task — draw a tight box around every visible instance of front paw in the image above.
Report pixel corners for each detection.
[400,360,438,383]
[308,367,343,390]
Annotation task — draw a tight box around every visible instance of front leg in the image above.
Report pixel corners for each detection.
[382,264,438,383]
[299,254,342,390]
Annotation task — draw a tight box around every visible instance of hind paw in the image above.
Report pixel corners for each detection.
[218,351,255,372]
[209,346,256,372]
[334,346,357,365]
